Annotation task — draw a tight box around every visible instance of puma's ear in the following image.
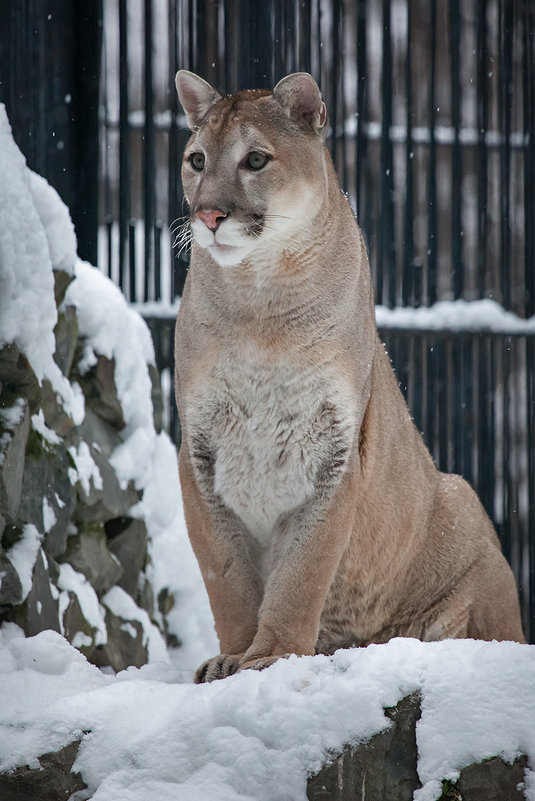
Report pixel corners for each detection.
[175,70,222,131]
[273,72,328,137]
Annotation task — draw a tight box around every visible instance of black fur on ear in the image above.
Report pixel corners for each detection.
[175,70,222,131]
[273,72,328,137]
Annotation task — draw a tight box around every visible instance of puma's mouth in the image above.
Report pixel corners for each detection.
[191,214,266,266]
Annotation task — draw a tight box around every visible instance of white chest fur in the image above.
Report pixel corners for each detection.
[188,347,356,546]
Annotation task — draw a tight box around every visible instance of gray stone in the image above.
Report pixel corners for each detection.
[307,693,422,801]
[107,517,148,597]
[77,406,123,458]
[138,574,156,619]
[88,606,147,672]
[149,363,164,434]
[53,268,74,307]
[62,523,122,596]
[40,379,75,437]
[18,440,74,552]
[0,344,41,413]
[8,550,61,636]
[53,305,78,376]
[0,400,30,526]
[76,355,125,429]
[0,549,23,605]
[60,589,97,654]
[71,443,140,523]
[456,754,528,800]
[0,738,86,801]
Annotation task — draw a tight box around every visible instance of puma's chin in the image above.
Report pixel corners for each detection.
[207,241,255,267]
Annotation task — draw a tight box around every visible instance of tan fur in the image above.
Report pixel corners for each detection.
[174,71,525,682]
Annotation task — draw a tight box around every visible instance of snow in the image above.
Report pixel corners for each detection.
[376,298,535,335]
[4,525,42,601]
[31,408,62,445]
[68,441,103,494]
[64,259,157,490]
[0,397,26,430]
[0,103,83,424]
[132,433,218,676]
[29,171,77,274]
[0,629,533,800]
[102,586,170,664]
[57,564,108,646]
[42,497,57,533]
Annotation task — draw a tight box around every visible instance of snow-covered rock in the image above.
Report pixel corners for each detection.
[0,103,213,673]
[0,630,534,800]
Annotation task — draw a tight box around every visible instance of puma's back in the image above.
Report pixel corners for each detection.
[173,71,525,682]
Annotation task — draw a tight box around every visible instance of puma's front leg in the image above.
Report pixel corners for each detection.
[179,447,263,681]
[239,466,358,672]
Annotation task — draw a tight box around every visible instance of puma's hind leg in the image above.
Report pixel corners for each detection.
[466,545,526,643]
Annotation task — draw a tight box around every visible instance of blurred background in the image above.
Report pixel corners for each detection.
[1,0,534,639]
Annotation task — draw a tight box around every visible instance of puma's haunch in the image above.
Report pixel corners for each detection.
[173,70,525,682]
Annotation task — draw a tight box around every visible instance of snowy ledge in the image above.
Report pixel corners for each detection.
[375,299,535,336]
[0,630,533,801]
[132,298,535,337]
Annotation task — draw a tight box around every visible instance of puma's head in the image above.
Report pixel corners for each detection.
[175,71,329,267]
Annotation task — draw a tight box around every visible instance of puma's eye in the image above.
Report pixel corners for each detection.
[246,151,269,171]
[189,152,205,171]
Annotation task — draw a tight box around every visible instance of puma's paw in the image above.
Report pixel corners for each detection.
[194,654,242,683]
[238,654,292,672]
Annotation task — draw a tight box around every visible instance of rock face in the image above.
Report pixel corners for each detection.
[0,267,167,672]
[0,740,86,801]
[307,694,529,801]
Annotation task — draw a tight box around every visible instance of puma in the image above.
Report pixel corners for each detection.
[173,70,525,683]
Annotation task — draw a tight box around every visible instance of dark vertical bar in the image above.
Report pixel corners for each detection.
[101,36,112,274]
[338,2,347,188]
[499,0,513,310]
[524,3,535,319]
[437,338,449,472]
[118,0,130,292]
[426,338,438,465]
[527,337,535,643]
[154,221,162,302]
[463,336,474,483]
[144,0,155,302]
[129,220,137,302]
[378,0,395,308]
[168,0,179,300]
[253,5,273,88]
[476,0,489,299]
[316,0,322,90]
[329,0,341,164]
[488,335,497,525]
[449,0,464,299]
[412,334,423,435]
[477,336,493,517]
[299,0,311,73]
[355,0,368,224]
[501,336,512,563]
[106,218,113,279]
[72,1,103,265]
[402,1,414,307]
[452,337,464,476]
[427,0,438,305]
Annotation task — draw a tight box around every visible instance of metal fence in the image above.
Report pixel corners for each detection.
[97,0,534,638]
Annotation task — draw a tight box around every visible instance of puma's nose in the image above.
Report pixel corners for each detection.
[196,209,228,232]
